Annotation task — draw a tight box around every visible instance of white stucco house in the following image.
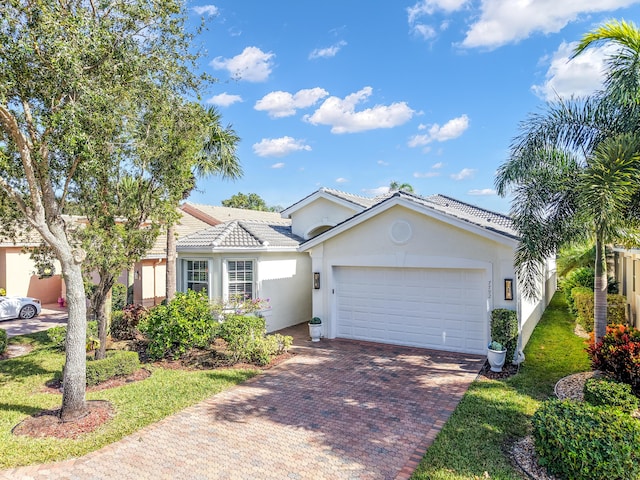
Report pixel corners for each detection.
[177,188,556,356]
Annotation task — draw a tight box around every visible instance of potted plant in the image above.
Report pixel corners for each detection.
[487,340,507,372]
[308,316,322,342]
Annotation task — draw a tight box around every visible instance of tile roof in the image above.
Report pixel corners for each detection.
[182,203,288,224]
[178,220,302,250]
[318,188,383,208]
[145,209,212,258]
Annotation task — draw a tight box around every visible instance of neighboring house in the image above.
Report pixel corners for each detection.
[0,209,211,307]
[612,247,640,328]
[0,230,63,304]
[178,188,556,357]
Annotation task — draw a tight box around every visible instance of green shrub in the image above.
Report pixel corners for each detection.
[588,325,640,394]
[571,288,626,332]
[0,328,7,355]
[139,290,217,360]
[584,377,639,414]
[111,283,127,312]
[532,400,640,480]
[219,315,292,366]
[85,350,140,386]
[561,267,594,315]
[0,287,5,296]
[47,321,99,351]
[490,309,518,363]
[110,304,148,340]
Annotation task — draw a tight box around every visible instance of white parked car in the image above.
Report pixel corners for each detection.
[0,296,42,320]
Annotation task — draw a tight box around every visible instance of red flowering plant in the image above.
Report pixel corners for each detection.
[587,324,640,394]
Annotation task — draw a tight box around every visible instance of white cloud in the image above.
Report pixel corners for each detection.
[252,136,311,157]
[206,92,243,107]
[255,88,329,118]
[309,41,347,59]
[408,114,469,147]
[531,41,614,101]
[193,5,219,16]
[450,168,476,180]
[335,177,348,183]
[210,46,275,82]
[413,171,440,178]
[407,1,469,39]
[432,162,444,169]
[462,0,639,49]
[363,186,390,196]
[271,162,285,169]
[304,87,414,134]
[377,160,390,166]
[468,188,497,196]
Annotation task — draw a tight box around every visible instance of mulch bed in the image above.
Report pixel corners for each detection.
[12,400,115,440]
[477,359,520,380]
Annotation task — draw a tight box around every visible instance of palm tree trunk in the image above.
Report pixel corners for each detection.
[165,224,177,302]
[594,233,608,343]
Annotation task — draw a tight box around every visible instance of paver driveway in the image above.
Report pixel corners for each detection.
[1,326,484,480]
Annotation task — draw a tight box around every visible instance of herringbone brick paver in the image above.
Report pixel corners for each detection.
[0,324,483,480]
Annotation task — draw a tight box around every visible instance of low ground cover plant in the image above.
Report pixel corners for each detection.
[532,399,640,479]
[584,376,639,413]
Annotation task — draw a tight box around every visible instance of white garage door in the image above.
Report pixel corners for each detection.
[334,266,487,354]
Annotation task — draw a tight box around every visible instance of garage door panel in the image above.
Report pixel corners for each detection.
[334,266,487,355]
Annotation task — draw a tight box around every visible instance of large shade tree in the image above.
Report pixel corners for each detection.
[0,0,209,420]
[496,20,640,343]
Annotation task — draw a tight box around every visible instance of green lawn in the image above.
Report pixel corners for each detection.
[411,292,591,480]
[0,331,257,468]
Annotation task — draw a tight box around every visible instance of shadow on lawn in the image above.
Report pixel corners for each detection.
[202,333,484,479]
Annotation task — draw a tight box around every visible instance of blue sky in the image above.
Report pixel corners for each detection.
[186,0,640,214]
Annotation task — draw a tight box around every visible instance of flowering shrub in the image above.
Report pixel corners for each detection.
[110,304,148,340]
[587,325,640,394]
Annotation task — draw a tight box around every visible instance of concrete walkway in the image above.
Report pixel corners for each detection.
[1,325,484,480]
[0,304,67,337]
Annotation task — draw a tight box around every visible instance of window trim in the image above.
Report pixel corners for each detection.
[223,258,257,301]
[181,258,211,295]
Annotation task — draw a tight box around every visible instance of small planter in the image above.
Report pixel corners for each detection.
[308,317,322,342]
[487,341,507,372]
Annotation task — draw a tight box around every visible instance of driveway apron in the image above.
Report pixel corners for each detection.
[1,327,484,480]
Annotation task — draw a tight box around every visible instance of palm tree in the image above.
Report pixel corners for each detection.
[389,181,414,193]
[165,106,242,301]
[496,19,640,343]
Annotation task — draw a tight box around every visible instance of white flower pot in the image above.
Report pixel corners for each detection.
[487,348,507,372]
[308,323,322,342]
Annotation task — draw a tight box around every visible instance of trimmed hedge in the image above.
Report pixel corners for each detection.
[85,350,140,386]
[561,267,594,315]
[219,314,293,366]
[532,400,640,480]
[490,309,518,363]
[584,377,639,414]
[0,328,7,355]
[571,288,626,332]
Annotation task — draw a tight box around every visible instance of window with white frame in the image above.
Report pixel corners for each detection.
[227,260,254,299]
[186,260,209,293]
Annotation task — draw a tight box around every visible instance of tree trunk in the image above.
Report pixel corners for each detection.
[166,224,177,302]
[60,258,88,422]
[127,267,134,305]
[594,234,608,343]
[94,273,115,360]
